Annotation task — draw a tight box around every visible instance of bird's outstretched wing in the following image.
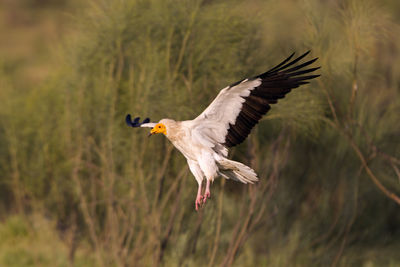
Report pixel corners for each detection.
[193,51,320,148]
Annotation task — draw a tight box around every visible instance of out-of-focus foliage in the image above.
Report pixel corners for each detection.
[0,0,400,266]
[0,215,96,267]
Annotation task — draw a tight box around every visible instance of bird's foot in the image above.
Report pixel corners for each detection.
[195,194,203,211]
[203,179,211,204]
[203,190,210,204]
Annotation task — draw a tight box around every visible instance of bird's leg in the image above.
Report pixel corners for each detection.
[203,179,211,204]
[195,182,203,211]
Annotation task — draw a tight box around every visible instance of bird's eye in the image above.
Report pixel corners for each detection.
[158,125,161,128]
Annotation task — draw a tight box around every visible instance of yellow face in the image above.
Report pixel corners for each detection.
[150,123,167,135]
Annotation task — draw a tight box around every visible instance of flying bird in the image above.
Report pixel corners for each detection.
[126,51,320,210]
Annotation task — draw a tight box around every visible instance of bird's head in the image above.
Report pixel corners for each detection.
[150,122,167,136]
[125,115,172,137]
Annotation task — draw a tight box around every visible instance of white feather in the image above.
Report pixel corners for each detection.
[140,123,157,128]
[192,78,261,144]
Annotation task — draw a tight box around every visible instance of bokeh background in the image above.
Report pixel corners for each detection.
[1,0,400,266]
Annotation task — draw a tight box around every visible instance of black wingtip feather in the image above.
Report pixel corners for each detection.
[284,58,319,74]
[224,51,320,148]
[264,52,296,74]
[271,50,312,74]
[257,51,313,79]
[289,67,321,77]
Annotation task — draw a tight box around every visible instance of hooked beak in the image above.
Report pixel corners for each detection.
[148,128,156,137]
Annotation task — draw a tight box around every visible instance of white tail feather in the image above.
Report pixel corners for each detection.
[217,158,258,184]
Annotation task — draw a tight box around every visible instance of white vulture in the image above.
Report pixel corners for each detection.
[126,51,320,210]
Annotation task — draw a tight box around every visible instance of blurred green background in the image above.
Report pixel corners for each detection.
[1,0,400,266]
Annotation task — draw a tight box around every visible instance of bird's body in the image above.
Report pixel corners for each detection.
[156,118,259,209]
[126,51,320,210]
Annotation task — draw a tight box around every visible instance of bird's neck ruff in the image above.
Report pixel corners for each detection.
[158,119,184,141]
